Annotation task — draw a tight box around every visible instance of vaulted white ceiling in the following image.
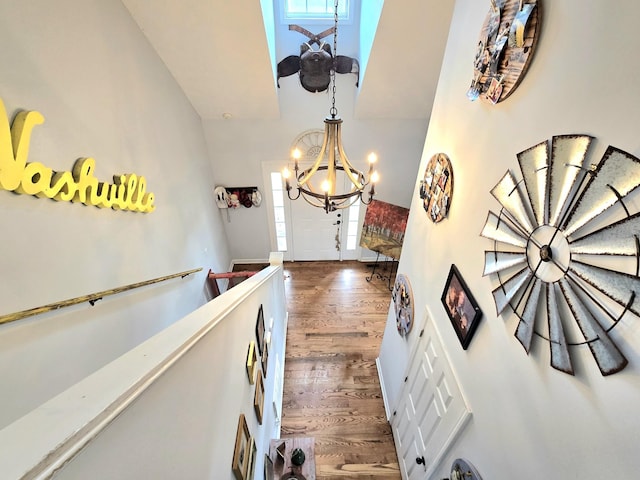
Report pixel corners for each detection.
[120,0,455,121]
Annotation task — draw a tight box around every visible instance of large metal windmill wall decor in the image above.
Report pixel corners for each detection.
[481,134,640,376]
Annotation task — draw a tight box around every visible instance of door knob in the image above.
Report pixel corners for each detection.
[416,456,426,465]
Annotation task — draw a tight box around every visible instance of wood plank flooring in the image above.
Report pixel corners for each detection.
[281,261,401,480]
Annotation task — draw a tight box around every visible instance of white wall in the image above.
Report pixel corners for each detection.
[379,1,640,478]
[359,0,384,81]
[0,0,230,429]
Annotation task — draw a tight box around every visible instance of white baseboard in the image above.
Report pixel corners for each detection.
[376,356,392,421]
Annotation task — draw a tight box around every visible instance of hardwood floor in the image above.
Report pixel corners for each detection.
[281,261,401,480]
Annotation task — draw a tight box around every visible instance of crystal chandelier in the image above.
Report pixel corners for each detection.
[282,0,379,214]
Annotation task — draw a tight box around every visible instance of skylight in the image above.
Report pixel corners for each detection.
[283,0,350,22]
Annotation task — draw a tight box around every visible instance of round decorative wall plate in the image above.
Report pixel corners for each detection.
[291,129,325,161]
[481,134,640,376]
[467,0,540,104]
[450,459,482,480]
[393,274,414,336]
[419,153,453,223]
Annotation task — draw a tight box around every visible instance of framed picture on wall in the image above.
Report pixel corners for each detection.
[419,153,454,223]
[261,341,269,378]
[441,264,482,349]
[254,371,265,424]
[392,273,414,337]
[255,305,265,356]
[232,414,251,480]
[246,437,257,480]
[246,341,257,385]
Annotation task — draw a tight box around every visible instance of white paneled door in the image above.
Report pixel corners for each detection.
[391,309,471,479]
[263,162,361,261]
[289,196,342,261]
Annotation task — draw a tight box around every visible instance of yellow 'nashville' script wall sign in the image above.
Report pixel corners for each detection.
[0,99,155,213]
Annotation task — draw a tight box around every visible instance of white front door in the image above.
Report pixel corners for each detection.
[391,308,471,479]
[289,198,342,260]
[262,161,361,262]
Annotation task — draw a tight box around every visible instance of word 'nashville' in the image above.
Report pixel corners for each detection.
[0,99,155,213]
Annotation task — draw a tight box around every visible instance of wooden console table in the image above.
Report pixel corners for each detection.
[268,437,316,480]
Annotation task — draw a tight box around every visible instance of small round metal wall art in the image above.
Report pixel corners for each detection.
[467,0,540,104]
[450,459,482,480]
[481,134,640,376]
[393,274,414,337]
[419,153,453,223]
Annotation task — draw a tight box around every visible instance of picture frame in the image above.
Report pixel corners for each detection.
[255,305,265,356]
[419,153,454,223]
[232,414,251,480]
[246,437,257,480]
[440,264,482,349]
[261,340,269,378]
[359,200,410,260]
[468,0,540,104]
[246,341,257,385]
[392,273,414,337]
[254,370,264,424]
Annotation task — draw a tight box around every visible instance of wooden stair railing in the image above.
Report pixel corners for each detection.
[0,268,202,326]
[207,269,258,298]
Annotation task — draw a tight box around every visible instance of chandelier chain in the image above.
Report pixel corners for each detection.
[282,0,378,214]
[330,0,339,118]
